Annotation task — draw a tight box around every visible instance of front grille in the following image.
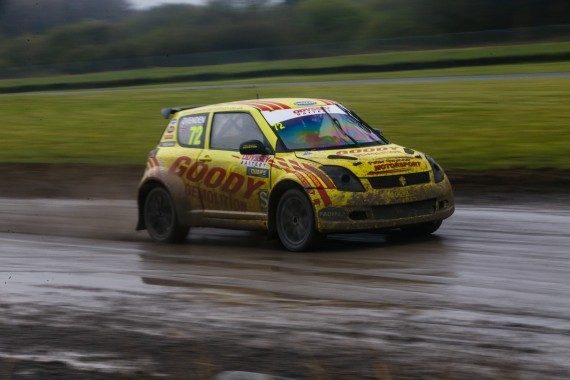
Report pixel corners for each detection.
[368,171,431,189]
[372,199,435,220]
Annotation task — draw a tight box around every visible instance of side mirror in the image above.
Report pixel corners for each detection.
[239,140,269,155]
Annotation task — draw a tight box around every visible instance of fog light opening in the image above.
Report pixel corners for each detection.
[349,211,368,221]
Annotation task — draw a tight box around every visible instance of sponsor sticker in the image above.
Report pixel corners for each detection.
[336,146,401,156]
[247,167,269,178]
[170,156,266,200]
[159,141,176,147]
[241,155,271,168]
[294,101,317,107]
[181,116,206,125]
[367,158,421,174]
[293,106,330,117]
[259,190,269,211]
[318,207,346,221]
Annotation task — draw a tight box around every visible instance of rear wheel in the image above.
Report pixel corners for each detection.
[401,220,442,235]
[276,189,321,251]
[144,187,189,243]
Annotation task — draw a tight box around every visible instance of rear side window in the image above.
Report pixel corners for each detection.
[210,113,265,151]
[178,113,208,148]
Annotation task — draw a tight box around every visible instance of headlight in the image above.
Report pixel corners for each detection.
[320,165,365,192]
[426,155,445,183]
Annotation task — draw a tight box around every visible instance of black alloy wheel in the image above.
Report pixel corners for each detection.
[144,187,188,243]
[276,188,321,251]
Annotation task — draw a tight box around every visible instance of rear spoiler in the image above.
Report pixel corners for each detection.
[160,105,205,119]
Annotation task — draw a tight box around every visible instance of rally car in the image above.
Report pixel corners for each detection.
[137,98,454,251]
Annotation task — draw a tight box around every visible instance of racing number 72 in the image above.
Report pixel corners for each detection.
[188,126,203,146]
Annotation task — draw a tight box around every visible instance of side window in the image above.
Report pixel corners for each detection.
[210,113,265,151]
[178,113,208,148]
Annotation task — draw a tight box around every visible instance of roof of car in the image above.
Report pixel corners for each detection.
[163,98,339,118]
[226,98,338,111]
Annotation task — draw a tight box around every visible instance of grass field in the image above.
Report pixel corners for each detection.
[1,41,570,89]
[2,74,569,170]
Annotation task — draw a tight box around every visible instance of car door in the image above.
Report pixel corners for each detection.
[197,112,272,219]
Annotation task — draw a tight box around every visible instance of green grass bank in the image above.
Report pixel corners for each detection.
[2,75,569,171]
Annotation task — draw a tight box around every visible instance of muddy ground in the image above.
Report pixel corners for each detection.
[1,164,570,380]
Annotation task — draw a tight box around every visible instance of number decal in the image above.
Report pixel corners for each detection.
[188,126,203,146]
[272,122,285,132]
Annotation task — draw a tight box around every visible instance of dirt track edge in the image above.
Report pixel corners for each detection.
[1,163,568,200]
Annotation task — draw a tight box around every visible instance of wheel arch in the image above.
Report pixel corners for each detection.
[136,179,166,231]
[267,180,309,239]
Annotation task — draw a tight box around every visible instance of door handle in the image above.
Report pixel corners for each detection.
[199,155,212,162]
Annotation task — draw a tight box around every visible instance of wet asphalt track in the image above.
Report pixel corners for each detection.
[1,197,570,379]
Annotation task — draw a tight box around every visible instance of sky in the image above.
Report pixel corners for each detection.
[129,0,207,9]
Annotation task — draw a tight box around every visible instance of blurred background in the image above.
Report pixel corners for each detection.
[2,0,570,74]
[1,0,569,186]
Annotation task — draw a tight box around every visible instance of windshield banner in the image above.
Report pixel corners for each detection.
[262,105,346,125]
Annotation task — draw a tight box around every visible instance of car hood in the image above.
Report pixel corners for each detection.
[294,144,430,177]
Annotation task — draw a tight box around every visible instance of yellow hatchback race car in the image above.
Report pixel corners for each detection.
[137,98,454,251]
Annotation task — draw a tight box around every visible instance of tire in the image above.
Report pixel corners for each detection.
[401,219,442,235]
[143,187,189,243]
[275,188,321,252]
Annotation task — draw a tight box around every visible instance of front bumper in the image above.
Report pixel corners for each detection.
[310,177,455,233]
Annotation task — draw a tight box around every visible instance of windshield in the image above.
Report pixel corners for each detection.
[261,105,385,151]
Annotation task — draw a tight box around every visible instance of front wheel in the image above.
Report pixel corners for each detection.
[401,220,442,235]
[275,189,321,252]
[143,187,189,243]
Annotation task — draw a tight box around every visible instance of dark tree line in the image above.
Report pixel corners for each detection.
[1,0,569,70]
[0,0,131,36]
[414,0,570,33]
